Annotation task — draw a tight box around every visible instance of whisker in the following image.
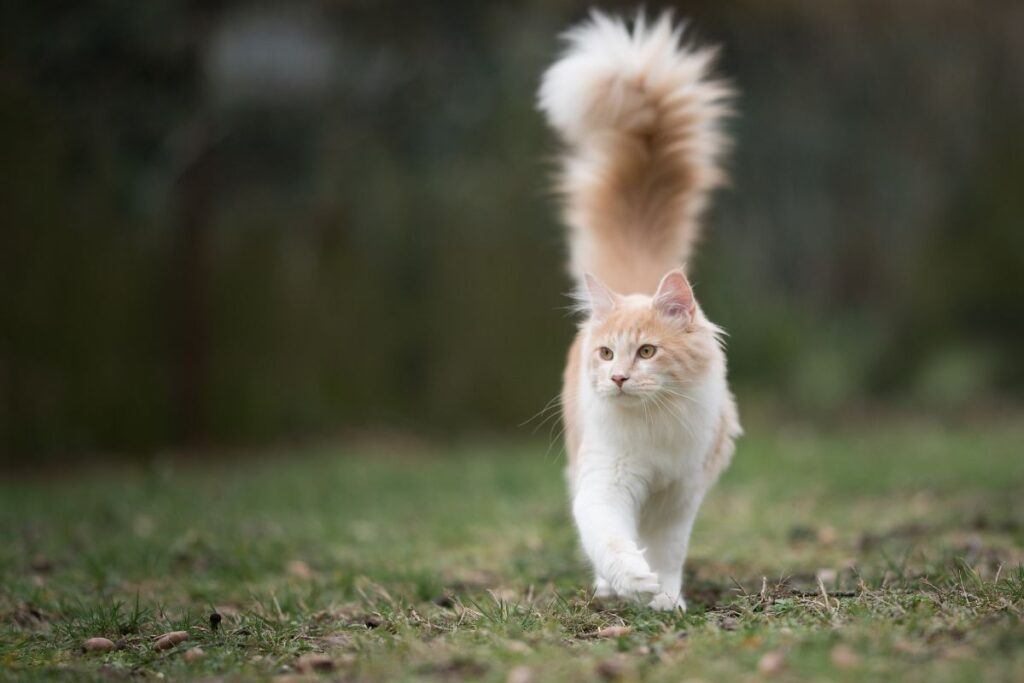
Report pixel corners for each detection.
[519,392,563,429]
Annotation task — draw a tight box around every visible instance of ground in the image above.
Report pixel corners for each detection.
[2,418,1023,681]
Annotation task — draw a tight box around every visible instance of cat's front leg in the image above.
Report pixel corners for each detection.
[640,488,704,612]
[573,470,659,599]
[593,576,616,599]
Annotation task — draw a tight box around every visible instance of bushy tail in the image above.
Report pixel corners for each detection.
[538,11,732,295]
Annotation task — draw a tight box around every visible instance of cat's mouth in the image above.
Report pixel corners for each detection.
[604,385,654,401]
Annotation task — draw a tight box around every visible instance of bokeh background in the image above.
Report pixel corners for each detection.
[3,0,1023,463]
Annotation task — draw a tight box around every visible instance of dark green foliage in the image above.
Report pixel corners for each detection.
[2,1,1023,457]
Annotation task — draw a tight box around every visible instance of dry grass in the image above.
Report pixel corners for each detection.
[1,419,1023,681]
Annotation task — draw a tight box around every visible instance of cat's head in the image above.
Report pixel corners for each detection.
[579,269,722,403]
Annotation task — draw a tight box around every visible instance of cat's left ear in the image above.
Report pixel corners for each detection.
[581,272,616,320]
[653,268,695,322]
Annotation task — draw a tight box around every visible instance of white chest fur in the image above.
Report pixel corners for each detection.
[574,366,723,493]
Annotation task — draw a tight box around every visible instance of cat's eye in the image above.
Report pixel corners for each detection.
[637,344,657,359]
[598,347,614,361]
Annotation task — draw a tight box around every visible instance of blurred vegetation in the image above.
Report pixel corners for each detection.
[2,0,1023,460]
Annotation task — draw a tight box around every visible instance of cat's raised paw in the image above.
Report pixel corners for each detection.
[611,568,660,597]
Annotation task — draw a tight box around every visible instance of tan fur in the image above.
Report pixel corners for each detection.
[561,334,584,468]
[705,390,742,483]
[540,12,731,296]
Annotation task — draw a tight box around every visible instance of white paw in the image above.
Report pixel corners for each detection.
[607,552,661,598]
[648,592,687,612]
[594,577,616,599]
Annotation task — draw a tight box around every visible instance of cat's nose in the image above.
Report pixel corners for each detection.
[611,374,629,388]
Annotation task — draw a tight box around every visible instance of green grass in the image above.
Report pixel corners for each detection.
[2,419,1023,681]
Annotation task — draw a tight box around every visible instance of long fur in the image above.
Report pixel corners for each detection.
[539,11,741,612]
[539,11,732,297]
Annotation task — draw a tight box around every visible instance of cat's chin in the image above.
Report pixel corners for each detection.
[597,390,650,406]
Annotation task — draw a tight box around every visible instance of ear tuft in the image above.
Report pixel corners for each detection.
[577,273,616,320]
[653,268,695,322]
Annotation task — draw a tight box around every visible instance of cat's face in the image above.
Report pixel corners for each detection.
[583,270,719,403]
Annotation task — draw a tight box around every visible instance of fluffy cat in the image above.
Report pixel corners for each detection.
[538,11,742,611]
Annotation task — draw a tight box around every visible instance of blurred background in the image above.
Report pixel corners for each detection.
[2,0,1023,464]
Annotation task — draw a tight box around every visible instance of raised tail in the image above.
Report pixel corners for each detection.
[538,11,732,295]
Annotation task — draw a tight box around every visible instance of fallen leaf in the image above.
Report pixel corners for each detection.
[757,651,786,675]
[183,647,205,663]
[830,644,860,669]
[82,637,115,653]
[816,568,838,584]
[507,665,536,683]
[287,560,313,580]
[596,625,631,638]
[154,631,189,650]
[296,653,334,673]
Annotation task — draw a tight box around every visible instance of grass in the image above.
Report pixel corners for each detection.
[1,418,1023,681]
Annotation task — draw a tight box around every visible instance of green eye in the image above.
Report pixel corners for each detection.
[598,347,614,361]
[638,344,656,359]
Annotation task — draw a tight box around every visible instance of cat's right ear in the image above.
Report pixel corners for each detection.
[581,273,616,320]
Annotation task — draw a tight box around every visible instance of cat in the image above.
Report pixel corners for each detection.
[538,11,742,611]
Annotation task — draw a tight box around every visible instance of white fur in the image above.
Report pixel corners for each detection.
[572,317,727,610]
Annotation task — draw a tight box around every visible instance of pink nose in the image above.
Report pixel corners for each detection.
[611,374,629,388]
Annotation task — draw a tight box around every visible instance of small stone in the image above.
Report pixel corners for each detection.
[184,647,205,663]
[596,625,631,638]
[830,644,860,669]
[507,665,536,683]
[82,637,115,653]
[757,651,786,675]
[154,631,189,650]
[296,653,334,673]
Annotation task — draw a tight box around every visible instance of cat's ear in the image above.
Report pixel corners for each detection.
[653,268,695,322]
[581,273,616,320]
